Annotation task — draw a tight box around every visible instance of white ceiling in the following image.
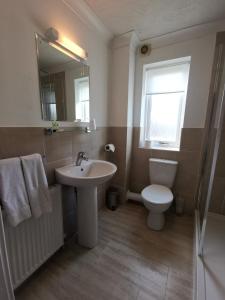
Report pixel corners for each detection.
[83,0,225,40]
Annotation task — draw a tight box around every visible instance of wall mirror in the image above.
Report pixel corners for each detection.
[36,34,90,122]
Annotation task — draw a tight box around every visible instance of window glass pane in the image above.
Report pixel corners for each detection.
[79,100,89,122]
[146,93,183,143]
[78,80,89,102]
[146,64,189,94]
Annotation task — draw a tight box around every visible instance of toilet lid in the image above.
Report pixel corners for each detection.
[141,184,173,204]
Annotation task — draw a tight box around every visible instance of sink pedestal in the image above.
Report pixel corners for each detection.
[55,159,117,248]
[77,186,98,248]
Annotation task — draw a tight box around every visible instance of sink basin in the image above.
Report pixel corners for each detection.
[55,159,117,249]
[55,160,117,187]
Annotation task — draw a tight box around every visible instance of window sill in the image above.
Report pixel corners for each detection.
[139,142,180,152]
[150,146,180,152]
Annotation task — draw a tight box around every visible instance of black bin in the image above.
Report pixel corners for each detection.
[106,187,119,211]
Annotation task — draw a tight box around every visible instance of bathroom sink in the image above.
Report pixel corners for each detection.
[55,160,117,187]
[55,159,117,249]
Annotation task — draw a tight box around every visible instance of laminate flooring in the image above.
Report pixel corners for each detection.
[16,202,194,300]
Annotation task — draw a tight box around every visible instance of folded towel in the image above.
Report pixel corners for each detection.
[21,154,52,218]
[0,157,32,226]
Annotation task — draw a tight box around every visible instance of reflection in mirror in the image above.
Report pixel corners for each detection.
[36,34,90,122]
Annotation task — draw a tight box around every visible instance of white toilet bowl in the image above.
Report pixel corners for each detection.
[142,184,173,230]
[141,158,178,231]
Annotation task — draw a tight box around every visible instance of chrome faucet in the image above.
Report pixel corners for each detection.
[76,152,88,166]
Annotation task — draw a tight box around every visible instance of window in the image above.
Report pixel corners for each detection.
[140,57,191,150]
[74,77,90,122]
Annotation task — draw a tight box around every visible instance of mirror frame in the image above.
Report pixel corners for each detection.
[35,33,90,124]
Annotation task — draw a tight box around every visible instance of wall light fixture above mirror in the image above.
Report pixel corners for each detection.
[45,27,88,61]
[36,32,90,123]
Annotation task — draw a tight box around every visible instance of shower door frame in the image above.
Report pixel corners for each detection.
[196,32,225,255]
[198,83,225,255]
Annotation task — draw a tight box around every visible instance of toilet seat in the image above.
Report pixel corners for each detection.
[141,184,173,204]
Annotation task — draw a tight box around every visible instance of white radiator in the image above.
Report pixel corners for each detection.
[3,184,64,289]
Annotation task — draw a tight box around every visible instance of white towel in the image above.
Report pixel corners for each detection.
[0,157,32,226]
[21,154,52,218]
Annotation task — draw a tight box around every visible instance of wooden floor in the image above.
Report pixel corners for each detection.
[15,203,194,300]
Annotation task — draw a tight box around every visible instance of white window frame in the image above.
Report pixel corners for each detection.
[74,76,90,122]
[140,57,191,151]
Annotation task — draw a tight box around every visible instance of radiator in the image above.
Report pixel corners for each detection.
[3,184,64,289]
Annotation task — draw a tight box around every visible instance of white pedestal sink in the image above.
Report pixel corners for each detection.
[55,160,117,248]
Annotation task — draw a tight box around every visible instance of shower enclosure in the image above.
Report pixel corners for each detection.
[195,32,225,300]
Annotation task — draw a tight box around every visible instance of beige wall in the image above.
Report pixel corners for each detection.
[110,31,222,213]
[0,127,108,236]
[0,0,224,216]
[127,31,225,214]
[108,33,138,198]
[0,0,111,236]
[0,126,108,187]
[0,0,110,127]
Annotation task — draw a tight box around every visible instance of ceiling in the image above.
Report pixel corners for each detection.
[83,0,225,40]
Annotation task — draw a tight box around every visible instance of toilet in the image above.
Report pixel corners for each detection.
[141,158,178,231]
